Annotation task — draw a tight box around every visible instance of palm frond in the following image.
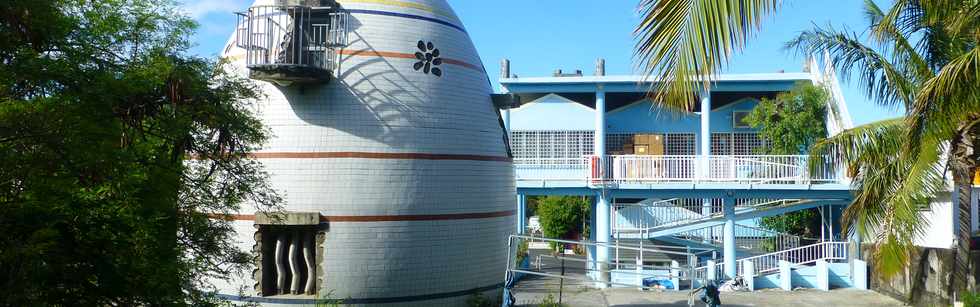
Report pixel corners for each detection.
[634,0,779,111]
[908,47,980,145]
[786,25,916,109]
[811,119,943,277]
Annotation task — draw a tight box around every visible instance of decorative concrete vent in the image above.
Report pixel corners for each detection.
[251,212,324,297]
[234,1,349,85]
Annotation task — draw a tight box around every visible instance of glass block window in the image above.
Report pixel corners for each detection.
[711,133,767,155]
[606,133,695,155]
[664,134,696,155]
[606,133,635,154]
[510,130,594,164]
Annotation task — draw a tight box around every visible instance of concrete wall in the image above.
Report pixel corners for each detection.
[859,246,980,306]
[508,94,595,131]
[509,97,763,138]
[915,195,954,248]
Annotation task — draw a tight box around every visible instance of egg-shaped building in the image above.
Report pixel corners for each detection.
[214,0,516,305]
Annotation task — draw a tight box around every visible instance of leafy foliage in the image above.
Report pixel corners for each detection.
[788,0,980,285]
[0,0,280,305]
[536,294,565,307]
[635,0,980,290]
[746,82,829,237]
[745,83,829,155]
[536,196,589,252]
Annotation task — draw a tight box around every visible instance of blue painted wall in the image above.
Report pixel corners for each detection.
[709,98,761,133]
[510,97,763,134]
[606,100,700,133]
[509,96,764,155]
[508,94,595,131]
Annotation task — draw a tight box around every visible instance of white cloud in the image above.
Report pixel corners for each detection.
[180,0,251,19]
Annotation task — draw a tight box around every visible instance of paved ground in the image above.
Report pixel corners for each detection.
[513,247,905,307]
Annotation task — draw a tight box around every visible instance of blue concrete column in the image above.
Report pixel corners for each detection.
[587,197,598,280]
[516,193,526,234]
[700,91,713,245]
[701,200,712,243]
[593,85,610,287]
[723,196,736,278]
[595,191,611,287]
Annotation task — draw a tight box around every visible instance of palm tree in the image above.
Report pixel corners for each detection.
[635,0,980,294]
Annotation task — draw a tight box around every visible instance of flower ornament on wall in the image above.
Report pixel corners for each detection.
[413,40,442,77]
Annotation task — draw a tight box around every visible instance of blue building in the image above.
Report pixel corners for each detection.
[498,56,865,290]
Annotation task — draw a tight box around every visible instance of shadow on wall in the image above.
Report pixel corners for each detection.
[863,245,980,306]
[276,15,438,149]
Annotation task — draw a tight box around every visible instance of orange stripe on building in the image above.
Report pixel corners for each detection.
[211,210,515,222]
[339,49,483,72]
[249,151,511,162]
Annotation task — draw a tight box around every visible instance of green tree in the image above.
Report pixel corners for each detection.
[536,196,589,252]
[745,83,829,155]
[746,83,829,237]
[0,0,279,305]
[635,0,980,295]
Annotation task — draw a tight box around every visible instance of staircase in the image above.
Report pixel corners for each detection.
[691,241,848,279]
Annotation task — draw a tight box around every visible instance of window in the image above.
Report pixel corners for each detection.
[254,212,322,297]
[607,133,695,155]
[732,111,751,129]
[711,133,767,155]
[510,130,594,164]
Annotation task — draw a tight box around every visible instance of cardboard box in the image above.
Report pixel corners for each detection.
[634,134,650,145]
[634,145,649,155]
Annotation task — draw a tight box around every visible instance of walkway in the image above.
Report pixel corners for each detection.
[510,285,904,307]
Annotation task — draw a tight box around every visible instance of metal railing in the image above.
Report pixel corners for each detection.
[514,154,844,185]
[234,5,349,72]
[671,224,805,254]
[503,235,703,290]
[689,241,847,280]
[613,198,800,233]
[737,241,847,276]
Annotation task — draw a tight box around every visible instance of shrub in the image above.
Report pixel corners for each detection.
[536,196,589,252]
[537,294,565,307]
[516,239,530,267]
[465,292,494,307]
[962,291,980,307]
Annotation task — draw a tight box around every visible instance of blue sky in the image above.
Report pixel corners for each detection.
[184,0,904,126]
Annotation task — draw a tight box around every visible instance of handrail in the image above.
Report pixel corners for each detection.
[690,241,847,280]
[515,154,844,185]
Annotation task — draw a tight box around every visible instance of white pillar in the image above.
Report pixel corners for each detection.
[779,260,792,291]
[595,86,606,156]
[699,90,711,178]
[700,90,712,246]
[517,194,526,234]
[742,260,755,291]
[816,259,829,291]
[706,260,717,281]
[723,196,736,278]
[852,259,868,290]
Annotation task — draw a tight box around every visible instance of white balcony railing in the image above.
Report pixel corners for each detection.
[514,155,843,185]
